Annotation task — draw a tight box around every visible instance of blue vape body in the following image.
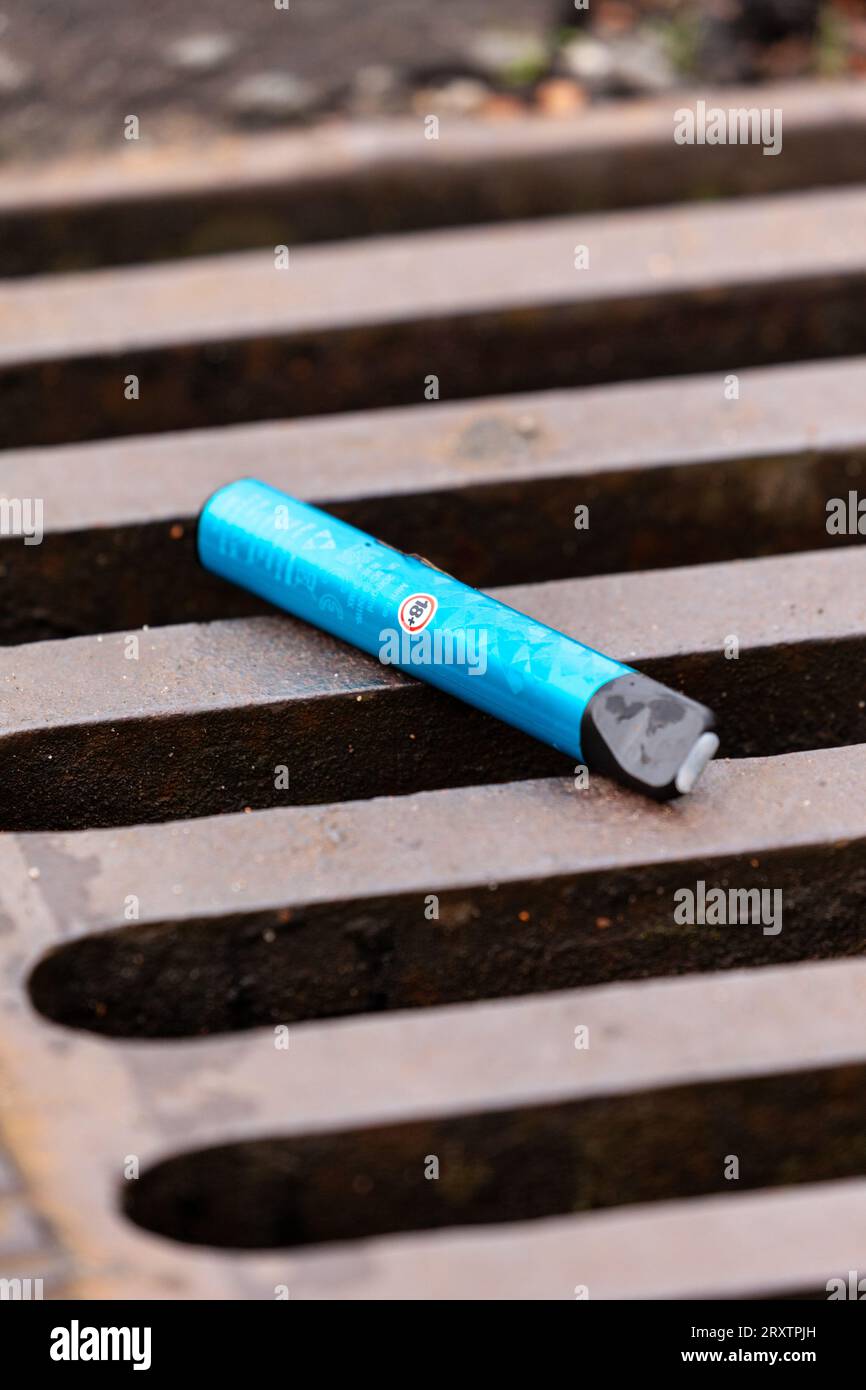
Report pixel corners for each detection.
[198,479,718,798]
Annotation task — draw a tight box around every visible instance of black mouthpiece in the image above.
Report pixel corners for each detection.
[581,672,718,801]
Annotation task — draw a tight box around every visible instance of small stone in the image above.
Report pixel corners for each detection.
[412,78,489,117]
[163,33,236,73]
[608,30,677,93]
[535,77,587,117]
[228,72,320,123]
[560,37,615,86]
[480,93,525,121]
[564,30,676,94]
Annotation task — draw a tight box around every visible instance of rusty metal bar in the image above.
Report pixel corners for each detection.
[17,744,866,1033]
[2,357,865,642]
[9,1173,866,1301]
[2,82,864,278]
[4,186,866,446]
[1,548,863,830]
[2,828,866,1291]
[184,1180,866,1300]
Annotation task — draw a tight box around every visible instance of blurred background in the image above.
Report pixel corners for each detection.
[0,0,864,162]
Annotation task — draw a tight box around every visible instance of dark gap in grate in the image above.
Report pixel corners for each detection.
[122,1061,866,1248]
[5,87,866,276]
[1,451,864,645]
[7,276,866,448]
[5,99,866,277]
[1,634,863,832]
[28,841,866,1037]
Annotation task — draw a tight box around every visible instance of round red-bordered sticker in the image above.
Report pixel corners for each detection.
[398,592,437,633]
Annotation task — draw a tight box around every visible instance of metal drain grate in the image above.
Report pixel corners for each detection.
[1,82,865,1301]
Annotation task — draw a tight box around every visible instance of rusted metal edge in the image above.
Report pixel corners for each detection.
[154,1179,866,1300]
[3,187,866,445]
[14,745,866,1032]
[2,81,865,277]
[6,187,866,362]
[1,359,865,641]
[1,548,863,830]
[17,1180,866,1300]
[0,1143,69,1292]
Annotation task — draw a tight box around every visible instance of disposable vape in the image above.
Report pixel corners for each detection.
[198,479,718,799]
